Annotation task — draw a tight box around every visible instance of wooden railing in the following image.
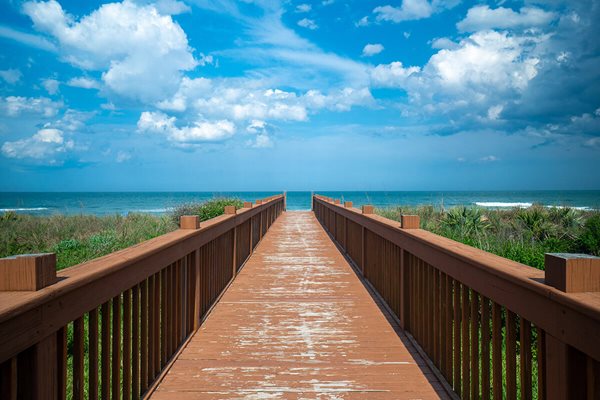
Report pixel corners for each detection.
[313,195,600,400]
[0,194,285,400]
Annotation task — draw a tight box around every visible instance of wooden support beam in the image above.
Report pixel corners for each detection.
[17,333,58,399]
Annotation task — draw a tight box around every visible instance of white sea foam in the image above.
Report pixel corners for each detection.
[475,202,532,208]
[474,202,595,210]
[0,207,49,212]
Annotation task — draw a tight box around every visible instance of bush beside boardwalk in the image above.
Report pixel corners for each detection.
[377,204,600,270]
[0,197,243,270]
[2,199,598,272]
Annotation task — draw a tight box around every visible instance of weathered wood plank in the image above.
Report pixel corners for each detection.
[150,212,450,399]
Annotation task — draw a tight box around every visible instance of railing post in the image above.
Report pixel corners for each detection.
[401,215,420,229]
[193,248,201,330]
[283,191,287,211]
[543,253,600,399]
[0,254,59,399]
[0,253,57,291]
[244,202,253,255]
[545,253,600,293]
[398,217,419,330]
[225,207,237,277]
[343,202,352,251]
[18,333,58,400]
[180,215,199,230]
[179,216,202,330]
[360,205,373,276]
[399,249,408,330]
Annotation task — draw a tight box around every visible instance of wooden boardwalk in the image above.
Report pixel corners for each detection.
[151,211,450,399]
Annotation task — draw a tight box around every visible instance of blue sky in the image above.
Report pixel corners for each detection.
[0,0,598,191]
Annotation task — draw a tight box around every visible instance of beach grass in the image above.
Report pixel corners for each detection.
[0,197,243,270]
[376,204,600,269]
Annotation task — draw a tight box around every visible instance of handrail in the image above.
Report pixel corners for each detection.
[0,194,285,399]
[313,194,600,399]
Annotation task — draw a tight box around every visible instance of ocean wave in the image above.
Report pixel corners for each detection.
[474,202,594,210]
[0,207,49,212]
[475,202,532,208]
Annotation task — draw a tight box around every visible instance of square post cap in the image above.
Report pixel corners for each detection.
[362,205,374,214]
[243,201,253,208]
[545,253,600,293]
[180,215,200,229]
[401,215,420,229]
[0,253,57,291]
[224,205,236,215]
[344,201,353,208]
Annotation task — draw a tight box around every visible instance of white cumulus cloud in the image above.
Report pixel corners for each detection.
[156,77,373,122]
[426,31,539,91]
[0,69,22,85]
[67,77,101,89]
[22,0,197,103]
[0,96,62,117]
[373,0,459,23]
[295,4,311,13]
[139,0,191,15]
[431,37,458,50]
[368,30,543,125]
[370,62,421,88]
[457,5,557,32]
[355,16,369,27]
[42,78,60,94]
[244,120,273,148]
[1,128,75,163]
[138,111,236,143]
[297,18,318,30]
[362,43,384,57]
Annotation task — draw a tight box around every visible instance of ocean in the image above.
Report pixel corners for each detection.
[0,191,599,215]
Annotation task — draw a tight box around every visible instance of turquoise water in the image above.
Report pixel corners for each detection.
[1,191,599,215]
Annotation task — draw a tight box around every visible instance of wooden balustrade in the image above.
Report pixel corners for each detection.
[0,195,285,400]
[313,194,600,400]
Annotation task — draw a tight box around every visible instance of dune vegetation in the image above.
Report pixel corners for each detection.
[2,199,598,272]
[377,204,600,270]
[0,197,243,270]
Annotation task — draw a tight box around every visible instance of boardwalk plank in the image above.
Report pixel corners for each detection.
[151,212,450,399]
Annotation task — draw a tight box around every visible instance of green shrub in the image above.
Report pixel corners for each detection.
[0,213,177,270]
[170,197,244,223]
[375,205,600,270]
[579,214,600,256]
[0,197,246,271]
